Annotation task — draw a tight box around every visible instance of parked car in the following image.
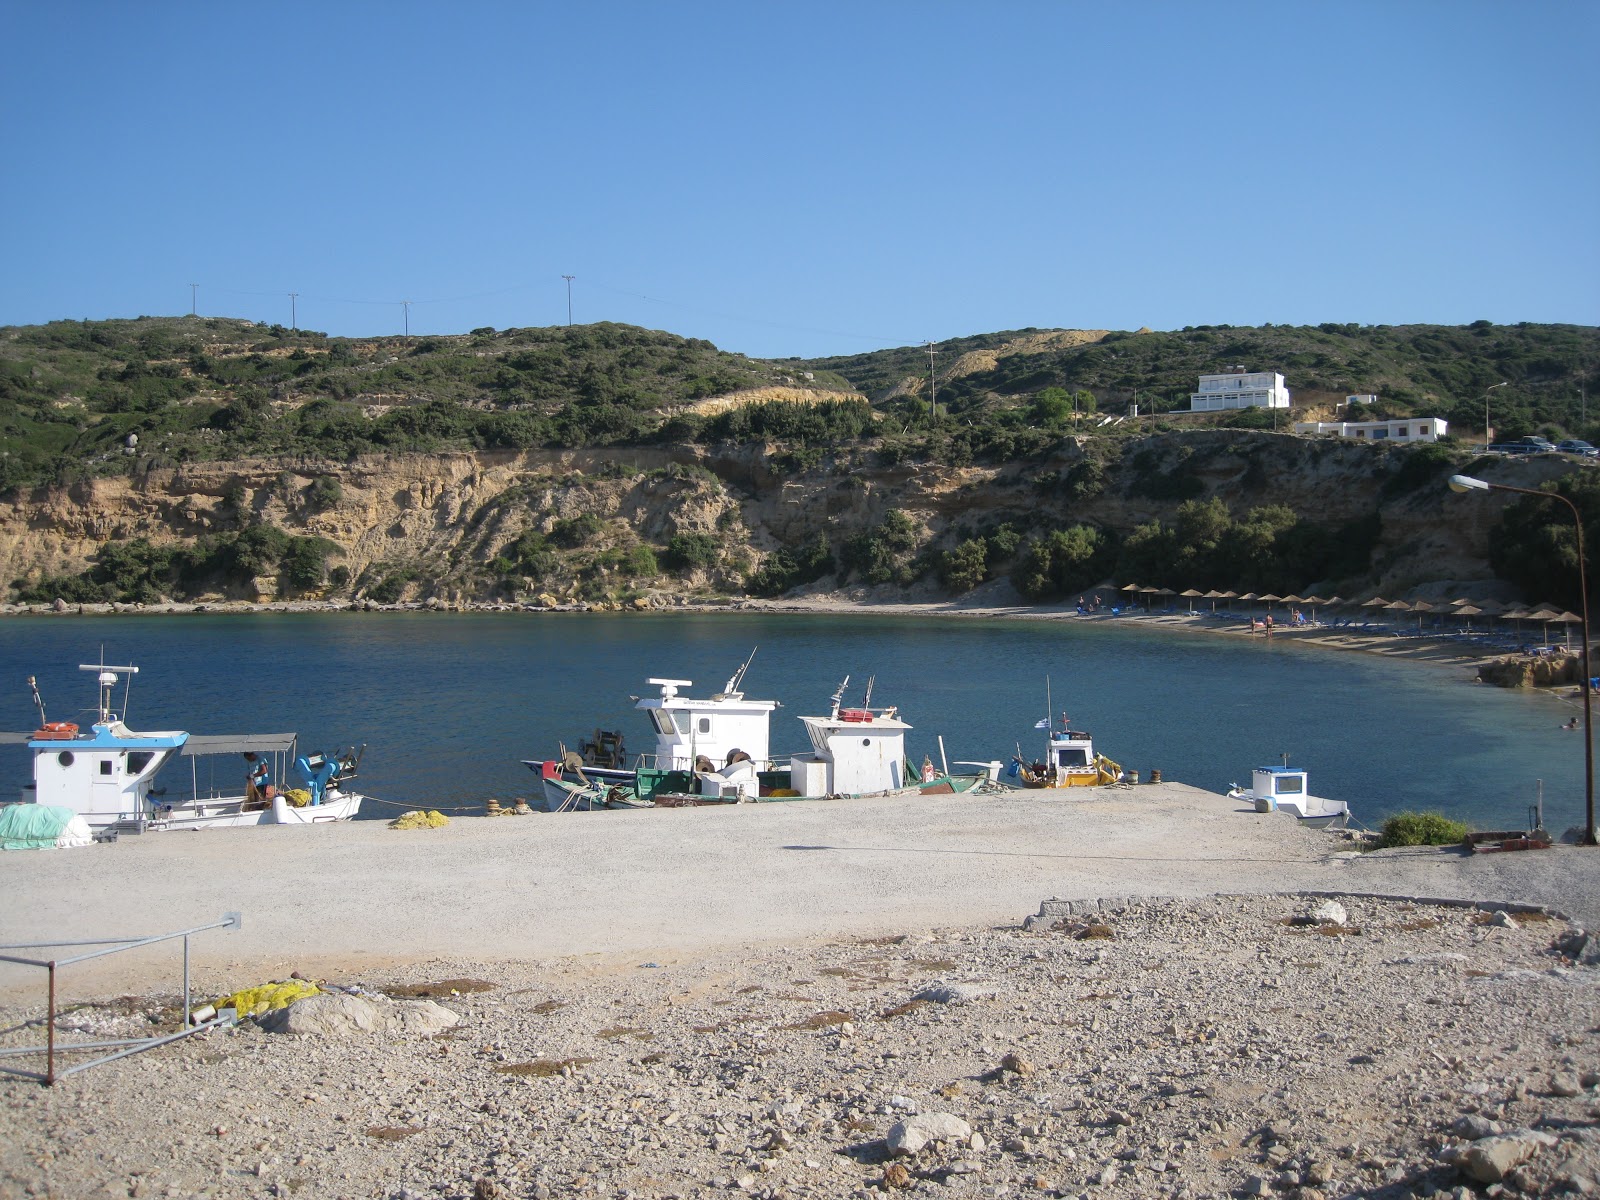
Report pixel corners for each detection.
[1557,440,1599,458]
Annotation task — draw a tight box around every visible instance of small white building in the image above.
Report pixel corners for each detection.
[1345,394,1377,406]
[1292,417,1448,443]
[1189,370,1290,412]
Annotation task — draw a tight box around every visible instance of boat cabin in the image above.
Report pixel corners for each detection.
[24,722,187,825]
[635,676,778,774]
[789,708,909,796]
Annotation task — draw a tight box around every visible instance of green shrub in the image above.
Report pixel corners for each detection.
[1373,811,1471,848]
[664,533,720,572]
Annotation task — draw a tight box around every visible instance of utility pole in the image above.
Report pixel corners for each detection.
[401,299,412,337]
[288,292,298,332]
[562,275,575,326]
[189,283,198,316]
[924,341,938,422]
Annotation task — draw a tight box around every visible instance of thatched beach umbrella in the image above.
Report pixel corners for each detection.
[1526,607,1563,645]
[1238,592,1259,618]
[1203,589,1225,613]
[1180,588,1205,613]
[1409,599,1437,632]
[1555,611,1583,652]
[1301,594,1328,622]
[1454,604,1484,635]
[1259,593,1284,613]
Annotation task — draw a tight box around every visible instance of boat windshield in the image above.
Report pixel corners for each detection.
[1055,746,1090,768]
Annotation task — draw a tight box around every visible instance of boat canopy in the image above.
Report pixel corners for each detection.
[179,733,297,757]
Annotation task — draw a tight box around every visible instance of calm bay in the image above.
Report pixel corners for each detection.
[0,611,1584,835]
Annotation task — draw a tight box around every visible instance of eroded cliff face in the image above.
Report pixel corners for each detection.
[0,430,1540,603]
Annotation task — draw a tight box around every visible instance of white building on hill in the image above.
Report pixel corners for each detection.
[1188,370,1290,412]
[1293,417,1448,443]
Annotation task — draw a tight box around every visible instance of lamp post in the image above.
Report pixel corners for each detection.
[1484,382,1508,447]
[1449,473,1598,845]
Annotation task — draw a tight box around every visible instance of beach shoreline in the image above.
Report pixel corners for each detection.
[0,590,1530,680]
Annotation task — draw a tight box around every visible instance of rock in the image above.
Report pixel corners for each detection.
[1490,910,1519,929]
[1460,1130,1558,1183]
[256,993,459,1037]
[1549,1072,1584,1097]
[999,1053,1034,1078]
[1309,899,1347,926]
[881,1162,912,1189]
[913,982,995,1005]
[886,1113,973,1156]
[1450,1115,1501,1140]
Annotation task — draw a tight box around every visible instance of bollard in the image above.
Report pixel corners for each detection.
[1150,769,1162,784]
[1126,770,1140,785]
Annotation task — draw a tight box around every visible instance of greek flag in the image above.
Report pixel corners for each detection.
[1034,718,1051,729]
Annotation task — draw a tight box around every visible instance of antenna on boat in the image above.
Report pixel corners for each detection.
[27,676,46,726]
[1280,751,1290,767]
[79,661,137,724]
[722,646,758,697]
[862,675,875,710]
[830,675,850,719]
[1045,676,1053,732]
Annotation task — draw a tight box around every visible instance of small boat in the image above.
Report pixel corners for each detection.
[1228,764,1350,830]
[525,655,994,811]
[1010,712,1123,788]
[1,663,371,834]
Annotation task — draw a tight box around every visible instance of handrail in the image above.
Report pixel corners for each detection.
[0,913,241,1084]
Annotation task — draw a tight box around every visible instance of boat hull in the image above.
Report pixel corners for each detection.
[530,760,989,811]
[122,790,364,832]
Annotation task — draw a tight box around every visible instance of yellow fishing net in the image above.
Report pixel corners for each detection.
[281,788,312,808]
[212,979,321,1018]
[390,810,449,830]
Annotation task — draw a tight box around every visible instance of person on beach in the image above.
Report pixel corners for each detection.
[1251,617,1260,632]
[1565,717,1579,730]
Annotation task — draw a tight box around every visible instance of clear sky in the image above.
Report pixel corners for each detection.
[2,1,1595,359]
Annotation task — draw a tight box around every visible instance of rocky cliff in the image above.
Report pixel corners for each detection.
[0,431,1576,605]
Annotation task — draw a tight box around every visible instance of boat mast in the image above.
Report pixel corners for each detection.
[722,646,759,697]
[27,676,47,726]
[829,675,850,719]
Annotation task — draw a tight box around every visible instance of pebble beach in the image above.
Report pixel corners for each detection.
[2,783,1599,1199]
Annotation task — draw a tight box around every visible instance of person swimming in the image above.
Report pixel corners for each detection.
[1564,717,1579,730]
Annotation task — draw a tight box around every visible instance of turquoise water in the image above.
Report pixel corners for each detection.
[0,612,1586,834]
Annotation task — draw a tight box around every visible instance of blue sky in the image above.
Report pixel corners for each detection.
[2,1,1595,358]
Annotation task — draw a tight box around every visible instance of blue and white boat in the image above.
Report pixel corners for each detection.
[3,663,368,834]
[1228,763,1350,830]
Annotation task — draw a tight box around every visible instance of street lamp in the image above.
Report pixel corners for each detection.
[1449,473,1598,845]
[1484,382,1508,447]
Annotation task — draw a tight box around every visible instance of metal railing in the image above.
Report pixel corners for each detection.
[0,912,241,1084]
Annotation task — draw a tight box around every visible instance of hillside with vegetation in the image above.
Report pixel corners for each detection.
[1,315,1597,614]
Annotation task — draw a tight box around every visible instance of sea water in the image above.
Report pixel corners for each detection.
[0,612,1586,835]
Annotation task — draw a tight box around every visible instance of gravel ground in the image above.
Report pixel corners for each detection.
[2,785,1598,1199]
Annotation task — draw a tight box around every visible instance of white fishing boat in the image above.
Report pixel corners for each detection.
[2,663,370,834]
[1228,764,1350,830]
[526,655,995,811]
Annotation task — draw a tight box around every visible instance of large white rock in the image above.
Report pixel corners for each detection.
[257,992,459,1037]
[886,1112,973,1156]
[1460,1130,1557,1183]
